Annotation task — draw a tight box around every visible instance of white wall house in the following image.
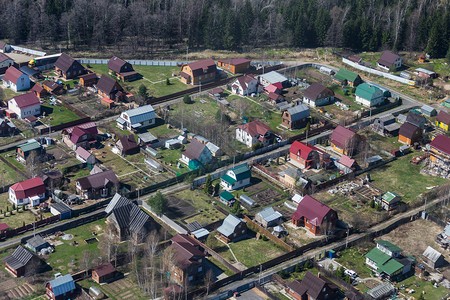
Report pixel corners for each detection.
[0,53,14,68]
[355,83,385,107]
[2,66,30,92]
[235,120,272,148]
[9,177,46,207]
[117,104,155,131]
[8,93,41,119]
[220,164,252,191]
[231,75,259,96]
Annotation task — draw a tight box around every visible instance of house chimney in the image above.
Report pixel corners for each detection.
[317,272,320,278]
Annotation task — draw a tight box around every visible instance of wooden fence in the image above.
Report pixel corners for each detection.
[194,238,240,274]
[0,215,60,239]
[243,215,294,252]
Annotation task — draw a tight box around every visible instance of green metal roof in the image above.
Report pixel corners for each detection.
[188,159,202,170]
[382,192,401,203]
[230,164,251,181]
[377,240,402,253]
[355,83,381,100]
[221,174,236,185]
[335,68,359,82]
[378,259,404,275]
[366,248,392,266]
[18,140,41,152]
[220,191,235,201]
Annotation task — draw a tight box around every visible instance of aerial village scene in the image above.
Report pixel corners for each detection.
[0,1,449,300]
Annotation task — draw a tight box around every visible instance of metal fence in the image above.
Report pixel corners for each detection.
[78,58,190,66]
[342,58,417,86]
[10,45,46,56]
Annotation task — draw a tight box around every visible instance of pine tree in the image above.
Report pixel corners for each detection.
[204,175,213,195]
[231,201,242,215]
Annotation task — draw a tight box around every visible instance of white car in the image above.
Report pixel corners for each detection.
[344,269,357,278]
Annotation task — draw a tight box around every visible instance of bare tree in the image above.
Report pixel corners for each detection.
[146,232,160,299]
[204,269,214,295]
[81,250,95,276]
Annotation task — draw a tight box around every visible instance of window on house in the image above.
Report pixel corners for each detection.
[189,276,193,281]
[198,267,202,272]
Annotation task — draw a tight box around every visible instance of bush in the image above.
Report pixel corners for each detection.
[166,78,170,85]
[304,260,312,269]
[183,94,192,104]
[294,263,302,273]
[278,269,289,279]
[262,235,269,241]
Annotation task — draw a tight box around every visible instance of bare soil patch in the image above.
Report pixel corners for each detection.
[165,196,197,219]
[252,188,283,207]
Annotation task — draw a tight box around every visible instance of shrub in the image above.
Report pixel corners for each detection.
[262,235,269,241]
[183,94,192,104]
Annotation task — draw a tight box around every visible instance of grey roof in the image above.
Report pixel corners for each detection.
[423,246,443,263]
[47,274,76,296]
[206,142,220,153]
[259,71,288,84]
[76,169,118,190]
[191,228,210,239]
[105,193,132,214]
[138,132,157,143]
[186,221,203,232]
[406,111,426,128]
[123,105,156,125]
[367,283,395,299]
[217,214,244,238]
[26,235,48,248]
[416,68,436,75]
[421,105,436,113]
[287,104,310,122]
[377,114,395,124]
[366,155,382,164]
[116,117,126,125]
[145,158,161,169]
[284,167,304,179]
[4,245,35,270]
[257,207,282,223]
[397,114,407,124]
[384,123,400,132]
[51,202,72,214]
[239,194,255,206]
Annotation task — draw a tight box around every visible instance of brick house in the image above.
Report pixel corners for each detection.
[54,53,86,79]
[180,58,216,85]
[217,58,251,74]
[96,74,124,101]
[281,104,310,129]
[289,141,330,170]
[291,195,337,236]
[286,271,339,300]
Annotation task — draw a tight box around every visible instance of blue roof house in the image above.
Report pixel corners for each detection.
[217,214,247,243]
[46,274,76,300]
[220,164,251,191]
[255,207,282,228]
[116,104,156,131]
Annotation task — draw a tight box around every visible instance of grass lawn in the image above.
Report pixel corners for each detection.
[92,148,137,177]
[0,86,22,101]
[147,119,179,140]
[0,193,40,229]
[77,276,147,300]
[369,151,447,204]
[394,275,449,299]
[3,149,25,172]
[208,257,235,276]
[40,102,80,126]
[335,246,373,278]
[97,120,133,137]
[0,156,26,185]
[157,147,190,174]
[84,64,188,98]
[226,233,286,267]
[46,218,106,273]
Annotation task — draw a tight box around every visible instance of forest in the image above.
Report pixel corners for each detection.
[0,0,449,58]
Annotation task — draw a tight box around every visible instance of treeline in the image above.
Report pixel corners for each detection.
[0,0,448,58]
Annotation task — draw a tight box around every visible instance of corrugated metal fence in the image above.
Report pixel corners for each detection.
[10,45,46,56]
[78,59,190,66]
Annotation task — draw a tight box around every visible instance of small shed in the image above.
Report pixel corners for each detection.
[145,147,160,158]
[138,132,158,146]
[367,283,395,300]
[422,246,445,269]
[255,207,282,228]
[239,194,255,207]
[365,155,382,168]
[165,139,181,149]
[25,235,50,253]
[421,105,437,117]
[219,191,235,207]
[50,202,72,220]
[46,274,76,300]
[191,228,210,240]
[92,262,116,283]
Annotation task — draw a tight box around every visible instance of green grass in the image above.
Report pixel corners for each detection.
[40,102,80,126]
[147,120,179,140]
[157,147,190,174]
[46,218,106,272]
[0,156,26,185]
[335,246,373,278]
[93,148,138,177]
[84,64,189,98]
[226,234,286,267]
[0,193,42,229]
[0,86,22,101]
[208,257,235,276]
[3,149,25,172]
[369,151,447,204]
[394,275,449,300]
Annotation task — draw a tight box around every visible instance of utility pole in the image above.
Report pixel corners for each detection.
[345,229,349,248]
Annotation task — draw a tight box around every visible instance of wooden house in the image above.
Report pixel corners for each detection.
[76,169,119,199]
[330,126,360,156]
[42,80,64,95]
[286,272,339,300]
[398,123,421,145]
[428,135,450,166]
[46,274,76,300]
[422,246,445,269]
[333,68,361,87]
[282,104,310,129]
[107,56,139,81]
[4,245,41,277]
[217,58,251,74]
[79,72,98,87]
[92,263,116,283]
[96,74,124,101]
[377,51,402,71]
[180,58,216,85]
[30,83,48,98]
[217,214,247,243]
[436,110,450,131]
[54,53,86,79]
[302,82,334,107]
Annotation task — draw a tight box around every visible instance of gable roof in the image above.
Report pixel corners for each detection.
[377,240,402,252]
[303,82,332,101]
[0,52,12,63]
[366,247,392,265]
[122,105,155,125]
[288,271,337,299]
[18,139,41,152]
[235,74,256,90]
[64,122,97,135]
[3,66,26,85]
[348,55,362,63]
[79,72,97,81]
[10,177,45,199]
[186,58,217,77]
[97,74,122,95]
[238,120,271,137]
[105,193,132,214]
[109,202,151,234]
[291,195,333,226]
[10,93,40,109]
[378,51,401,67]
[355,83,382,100]
[4,245,35,270]
[257,207,282,223]
[423,246,443,263]
[406,111,426,128]
[218,58,251,66]
[108,56,131,73]
[26,234,48,248]
[382,192,400,203]
[138,132,157,143]
[43,80,62,91]
[230,164,251,181]
[76,169,118,190]
[93,262,115,277]
[430,135,450,155]
[335,68,359,82]
[51,202,71,214]
[47,274,75,296]
[268,92,281,100]
[170,234,205,269]
[217,214,245,237]
[183,139,208,160]
[399,122,420,139]
[54,53,78,72]
[437,110,450,125]
[259,71,288,84]
[220,191,235,202]
[330,126,357,149]
[338,155,355,168]
[117,134,138,153]
[75,147,93,161]
[31,83,44,94]
[286,104,310,122]
[289,141,322,161]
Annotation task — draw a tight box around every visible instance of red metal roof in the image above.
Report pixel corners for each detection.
[93,262,115,277]
[437,110,450,125]
[186,58,217,77]
[338,155,355,168]
[3,66,25,85]
[0,223,10,231]
[330,126,357,149]
[31,83,44,93]
[238,120,271,138]
[290,141,322,160]
[430,135,450,156]
[265,84,280,94]
[10,177,45,199]
[11,93,40,109]
[291,195,333,226]
[170,234,205,270]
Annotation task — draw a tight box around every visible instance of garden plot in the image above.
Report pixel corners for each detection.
[165,195,198,220]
